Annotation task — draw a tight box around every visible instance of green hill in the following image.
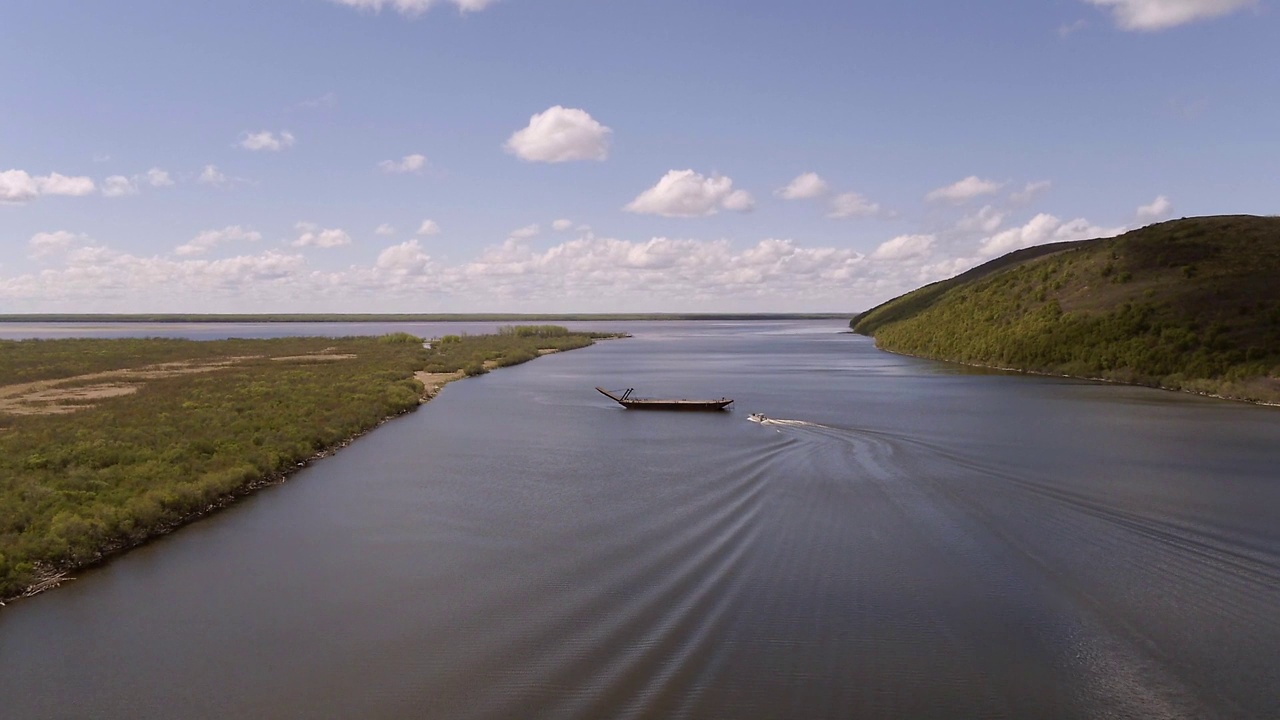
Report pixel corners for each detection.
[852,215,1280,404]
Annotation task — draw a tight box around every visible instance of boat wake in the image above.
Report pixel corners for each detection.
[747,413,831,430]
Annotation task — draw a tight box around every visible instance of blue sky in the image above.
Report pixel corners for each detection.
[2,0,1276,313]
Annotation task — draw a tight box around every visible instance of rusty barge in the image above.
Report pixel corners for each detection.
[596,387,734,411]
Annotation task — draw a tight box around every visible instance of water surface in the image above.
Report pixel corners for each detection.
[2,321,1278,719]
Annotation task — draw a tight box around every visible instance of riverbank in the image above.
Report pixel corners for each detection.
[0,329,605,604]
[876,345,1280,408]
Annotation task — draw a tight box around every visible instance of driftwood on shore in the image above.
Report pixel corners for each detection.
[19,573,73,599]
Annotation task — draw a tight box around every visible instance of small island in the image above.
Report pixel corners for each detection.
[0,326,611,602]
[852,215,1280,405]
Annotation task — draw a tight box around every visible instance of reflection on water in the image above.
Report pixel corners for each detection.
[1,320,1278,719]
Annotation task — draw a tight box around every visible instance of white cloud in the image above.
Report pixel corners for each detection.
[103,168,174,197]
[1,244,307,310]
[199,165,228,185]
[1136,195,1173,222]
[3,227,1027,312]
[552,219,574,231]
[28,231,86,259]
[722,190,756,212]
[0,170,96,203]
[0,170,41,203]
[509,223,540,239]
[176,226,263,256]
[871,234,936,261]
[776,172,829,200]
[416,219,442,236]
[38,173,97,197]
[504,106,612,163]
[377,239,435,276]
[292,222,353,248]
[442,235,866,307]
[330,0,498,17]
[102,175,139,198]
[239,130,296,152]
[978,213,1123,258]
[1010,180,1052,205]
[625,170,755,217]
[828,191,882,219]
[1084,0,1255,31]
[375,223,397,236]
[378,153,427,174]
[927,176,1004,203]
[955,205,1007,234]
[145,168,174,187]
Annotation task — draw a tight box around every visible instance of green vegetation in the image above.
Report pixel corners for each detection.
[852,216,1280,404]
[424,326,604,377]
[0,328,602,600]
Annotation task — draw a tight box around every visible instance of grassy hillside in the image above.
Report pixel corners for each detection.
[852,215,1280,404]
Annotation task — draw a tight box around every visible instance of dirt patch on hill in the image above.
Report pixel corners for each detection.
[414,371,463,400]
[270,354,357,363]
[0,358,253,416]
[1,352,373,416]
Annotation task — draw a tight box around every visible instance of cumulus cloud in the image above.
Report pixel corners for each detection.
[871,234,936,261]
[145,168,174,187]
[1,170,97,203]
[239,130,296,152]
[375,223,397,236]
[978,213,1123,258]
[1010,180,1052,205]
[776,172,829,200]
[176,226,263,256]
[625,170,755,217]
[2,226,1011,312]
[722,190,756,212]
[39,173,97,197]
[416,219,442,236]
[828,191,882,219]
[199,165,228,185]
[1,243,307,310]
[552,219,574,231]
[377,239,435,276]
[379,153,427,174]
[955,205,1007,234]
[927,176,1004,203]
[442,235,868,309]
[509,224,540,239]
[28,231,87,259]
[0,170,41,203]
[102,168,175,197]
[330,0,498,17]
[1136,195,1173,222]
[292,222,352,248]
[505,106,612,163]
[1084,0,1255,30]
[102,175,139,198]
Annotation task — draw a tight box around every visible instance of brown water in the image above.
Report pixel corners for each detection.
[2,321,1279,719]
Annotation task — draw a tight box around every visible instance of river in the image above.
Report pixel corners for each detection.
[1,320,1278,719]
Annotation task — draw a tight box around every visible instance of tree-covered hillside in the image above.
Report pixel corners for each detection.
[852,216,1280,404]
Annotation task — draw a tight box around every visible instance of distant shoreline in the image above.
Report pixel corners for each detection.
[0,313,854,324]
